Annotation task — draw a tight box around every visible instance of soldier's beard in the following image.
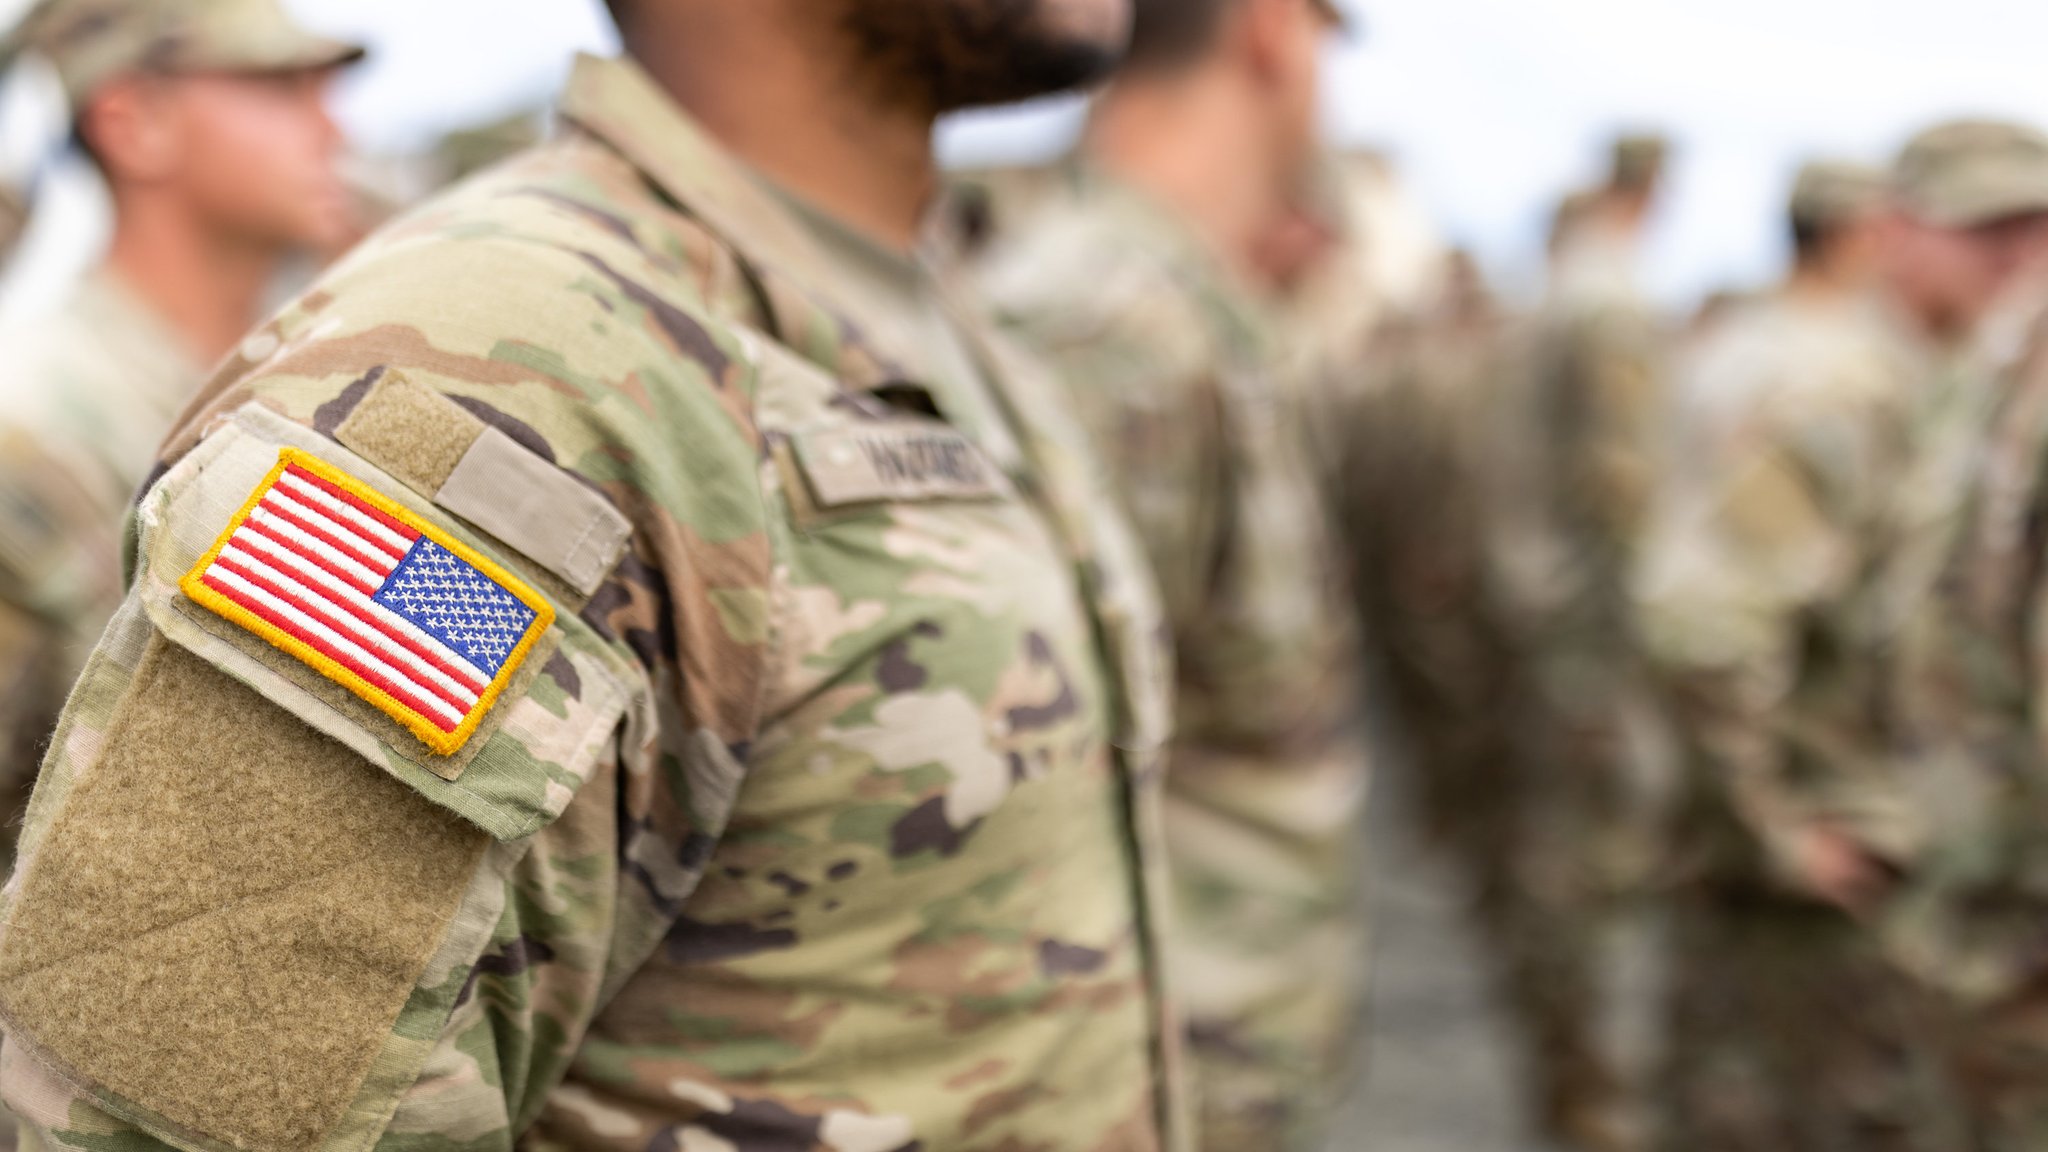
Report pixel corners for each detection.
[840,0,1125,116]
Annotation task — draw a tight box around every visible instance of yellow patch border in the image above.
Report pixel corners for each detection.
[178,447,556,758]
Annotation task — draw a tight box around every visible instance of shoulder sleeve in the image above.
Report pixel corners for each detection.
[0,204,776,1152]
[990,249,1225,631]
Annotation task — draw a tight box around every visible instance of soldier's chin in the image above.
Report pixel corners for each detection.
[848,0,1127,115]
[932,35,1123,112]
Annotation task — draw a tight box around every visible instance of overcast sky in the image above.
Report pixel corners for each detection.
[9,0,2048,307]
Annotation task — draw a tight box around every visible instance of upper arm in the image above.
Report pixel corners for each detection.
[0,212,775,1152]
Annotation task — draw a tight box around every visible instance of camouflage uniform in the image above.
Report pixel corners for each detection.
[1328,260,1531,908]
[1481,172,1673,1149]
[1881,122,2048,1152]
[1633,161,1952,1150]
[0,270,206,850]
[0,52,1189,1152]
[982,170,1369,1152]
[0,0,364,855]
[0,183,23,271]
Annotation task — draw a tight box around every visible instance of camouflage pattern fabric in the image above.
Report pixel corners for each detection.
[0,268,205,861]
[0,53,1188,1152]
[1633,289,1959,1150]
[10,0,362,108]
[981,170,1369,1152]
[1479,228,1673,1149]
[1883,274,2048,1147]
[1321,271,1515,868]
[0,183,24,271]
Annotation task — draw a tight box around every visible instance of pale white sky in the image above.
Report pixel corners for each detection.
[8,0,2048,307]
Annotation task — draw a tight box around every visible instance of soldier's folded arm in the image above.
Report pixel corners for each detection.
[0,216,774,1152]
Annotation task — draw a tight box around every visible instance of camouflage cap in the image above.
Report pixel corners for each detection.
[1310,0,1358,35]
[1893,119,2048,228]
[1610,133,1670,190]
[9,0,364,109]
[1788,159,1887,229]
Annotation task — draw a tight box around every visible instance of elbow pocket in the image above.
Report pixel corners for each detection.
[0,405,636,1152]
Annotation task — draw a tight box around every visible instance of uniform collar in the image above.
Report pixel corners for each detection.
[1068,161,1274,361]
[83,265,207,380]
[556,53,837,291]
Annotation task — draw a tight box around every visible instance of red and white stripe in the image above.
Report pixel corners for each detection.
[196,463,491,734]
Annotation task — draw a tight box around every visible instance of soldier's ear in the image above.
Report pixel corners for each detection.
[76,74,183,188]
[1232,0,1311,88]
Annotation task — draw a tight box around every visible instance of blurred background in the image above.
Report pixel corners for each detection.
[6,4,2048,1151]
[11,0,2048,318]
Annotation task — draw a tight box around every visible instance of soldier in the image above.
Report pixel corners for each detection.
[979,2,1366,1149]
[1480,133,1674,1152]
[0,30,29,273]
[0,181,22,272]
[1633,159,1950,1151]
[0,2,1189,1152]
[0,0,361,853]
[1877,120,2048,1147]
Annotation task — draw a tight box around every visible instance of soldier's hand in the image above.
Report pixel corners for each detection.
[1790,826,1889,914]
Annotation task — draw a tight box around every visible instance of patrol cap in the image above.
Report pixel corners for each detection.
[1893,119,2048,228]
[1788,159,1887,229]
[9,0,365,110]
[1610,133,1670,190]
[1310,0,1358,36]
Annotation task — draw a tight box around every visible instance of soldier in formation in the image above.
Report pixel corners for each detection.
[1634,157,1942,1151]
[0,0,361,855]
[1473,134,1677,1152]
[0,0,1199,1149]
[978,0,1369,1147]
[1880,120,2048,1149]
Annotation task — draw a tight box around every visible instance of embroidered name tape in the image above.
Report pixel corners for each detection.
[792,423,1005,508]
[181,448,555,757]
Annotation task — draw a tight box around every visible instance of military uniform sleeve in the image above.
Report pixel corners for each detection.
[0,209,775,1152]
[1001,270,1343,744]
[0,433,133,865]
[1637,371,1903,887]
[1569,305,1668,551]
[1006,296,1227,637]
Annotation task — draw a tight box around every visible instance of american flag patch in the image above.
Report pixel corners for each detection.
[181,448,555,756]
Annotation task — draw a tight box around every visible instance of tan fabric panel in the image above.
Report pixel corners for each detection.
[0,637,489,1152]
[436,426,631,596]
[789,422,1006,507]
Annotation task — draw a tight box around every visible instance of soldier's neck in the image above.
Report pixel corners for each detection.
[628,30,937,252]
[1785,258,1868,307]
[1086,73,1287,282]
[104,201,276,368]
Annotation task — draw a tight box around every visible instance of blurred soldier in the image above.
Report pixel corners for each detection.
[432,107,545,187]
[981,0,1368,1148]
[1270,149,1446,473]
[0,182,22,270]
[1877,120,2048,1147]
[0,0,360,855]
[941,163,1072,265]
[1634,160,1951,1151]
[1332,248,1516,862]
[1481,132,1674,1152]
[0,2,1193,1152]
[0,30,29,271]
